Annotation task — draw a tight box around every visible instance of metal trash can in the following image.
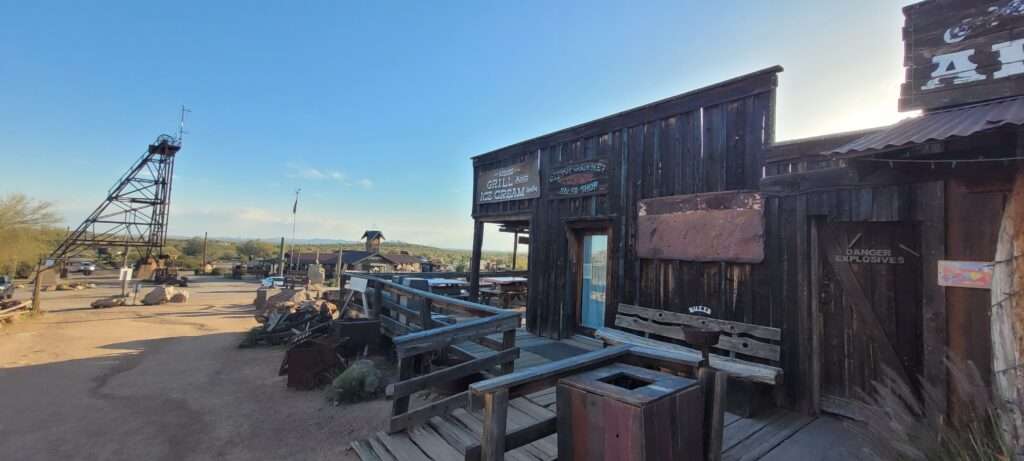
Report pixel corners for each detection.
[557,363,704,460]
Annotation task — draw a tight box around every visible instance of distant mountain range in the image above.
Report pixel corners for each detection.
[168,236,357,245]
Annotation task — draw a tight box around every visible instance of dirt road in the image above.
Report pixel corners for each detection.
[0,274,388,461]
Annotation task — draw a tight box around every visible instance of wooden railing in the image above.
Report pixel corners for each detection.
[348,273,523,434]
[465,346,728,461]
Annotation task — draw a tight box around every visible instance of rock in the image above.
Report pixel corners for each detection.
[328,360,382,402]
[55,283,73,291]
[142,285,177,305]
[169,290,190,303]
[86,283,97,289]
[256,288,312,323]
[91,296,127,308]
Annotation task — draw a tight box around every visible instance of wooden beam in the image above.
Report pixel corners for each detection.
[470,345,631,397]
[388,391,470,434]
[391,356,415,419]
[500,330,516,374]
[386,348,520,399]
[464,416,557,461]
[481,388,509,461]
[394,314,521,358]
[469,220,484,302]
[701,368,727,461]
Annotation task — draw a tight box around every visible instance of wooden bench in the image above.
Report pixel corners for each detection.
[595,303,783,416]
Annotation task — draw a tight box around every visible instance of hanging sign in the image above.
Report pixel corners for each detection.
[900,0,1024,111]
[475,153,541,204]
[937,260,994,289]
[547,159,609,198]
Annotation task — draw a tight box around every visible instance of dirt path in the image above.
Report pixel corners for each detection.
[0,274,389,461]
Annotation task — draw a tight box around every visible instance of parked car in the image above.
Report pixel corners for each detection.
[77,261,97,275]
[0,275,14,299]
[261,276,285,288]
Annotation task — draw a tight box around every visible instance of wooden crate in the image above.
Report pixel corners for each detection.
[557,363,704,460]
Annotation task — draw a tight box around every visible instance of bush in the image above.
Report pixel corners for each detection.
[857,357,1015,460]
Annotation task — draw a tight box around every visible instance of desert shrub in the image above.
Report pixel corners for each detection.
[857,358,1015,460]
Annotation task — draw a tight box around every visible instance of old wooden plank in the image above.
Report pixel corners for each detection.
[351,439,384,461]
[618,303,781,340]
[595,328,781,384]
[721,409,789,452]
[388,349,520,399]
[722,412,814,461]
[469,346,631,397]
[389,391,470,434]
[465,417,557,461]
[392,356,415,420]
[614,315,780,361]
[366,434,399,461]
[428,416,477,454]
[395,314,521,358]
[375,431,430,461]
[449,409,540,461]
[702,368,728,461]
[407,424,463,461]
[481,388,510,461]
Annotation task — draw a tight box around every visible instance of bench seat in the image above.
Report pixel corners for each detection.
[595,327,782,385]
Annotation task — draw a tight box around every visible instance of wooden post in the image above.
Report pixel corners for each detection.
[392,356,415,421]
[372,283,383,319]
[699,367,726,461]
[481,388,509,461]
[469,220,484,302]
[31,265,43,312]
[512,231,518,270]
[501,329,516,374]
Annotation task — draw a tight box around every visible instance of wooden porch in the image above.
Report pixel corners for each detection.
[351,329,867,461]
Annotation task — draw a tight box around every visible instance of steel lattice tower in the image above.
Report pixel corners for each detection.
[49,134,182,261]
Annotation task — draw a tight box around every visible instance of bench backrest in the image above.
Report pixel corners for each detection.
[614,303,781,364]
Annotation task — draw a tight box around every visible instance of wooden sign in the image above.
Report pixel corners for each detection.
[475,153,540,204]
[547,159,609,198]
[900,0,1024,111]
[938,260,993,288]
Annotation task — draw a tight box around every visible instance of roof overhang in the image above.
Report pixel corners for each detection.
[829,96,1024,157]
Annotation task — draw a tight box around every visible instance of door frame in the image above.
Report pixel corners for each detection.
[565,218,613,335]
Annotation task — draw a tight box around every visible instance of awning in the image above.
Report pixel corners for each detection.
[830,96,1024,156]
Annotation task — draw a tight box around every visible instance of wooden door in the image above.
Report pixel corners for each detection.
[818,222,923,416]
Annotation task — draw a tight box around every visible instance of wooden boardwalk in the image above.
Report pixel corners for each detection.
[352,330,866,461]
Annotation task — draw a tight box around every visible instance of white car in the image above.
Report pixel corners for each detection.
[261,276,285,288]
[76,261,97,275]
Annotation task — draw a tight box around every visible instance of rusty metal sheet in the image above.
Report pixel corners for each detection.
[637,191,764,263]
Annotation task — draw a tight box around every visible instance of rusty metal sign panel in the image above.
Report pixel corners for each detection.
[637,191,764,263]
[475,153,541,205]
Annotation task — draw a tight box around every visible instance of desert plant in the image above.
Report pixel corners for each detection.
[857,357,1015,460]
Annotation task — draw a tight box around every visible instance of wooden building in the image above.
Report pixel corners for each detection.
[467,64,784,386]
[467,0,1024,418]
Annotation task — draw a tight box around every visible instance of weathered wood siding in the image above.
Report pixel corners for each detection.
[473,67,780,343]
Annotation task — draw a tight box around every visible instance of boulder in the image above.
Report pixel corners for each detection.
[91,296,128,309]
[327,359,382,402]
[256,288,312,323]
[142,285,177,305]
[169,290,190,303]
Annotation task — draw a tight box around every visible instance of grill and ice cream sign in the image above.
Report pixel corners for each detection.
[900,0,1024,111]
[475,154,540,204]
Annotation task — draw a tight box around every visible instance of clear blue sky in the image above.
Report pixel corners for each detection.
[1,0,915,250]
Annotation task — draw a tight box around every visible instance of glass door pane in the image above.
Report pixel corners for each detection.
[580,234,607,330]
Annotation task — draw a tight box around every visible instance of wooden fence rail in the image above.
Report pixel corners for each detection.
[466,345,726,461]
[347,273,523,434]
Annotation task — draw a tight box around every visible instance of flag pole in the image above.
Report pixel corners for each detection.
[290,188,300,275]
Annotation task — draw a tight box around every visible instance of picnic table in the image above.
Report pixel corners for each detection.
[480,276,527,308]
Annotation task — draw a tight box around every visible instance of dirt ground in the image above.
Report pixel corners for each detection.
[0,272,390,461]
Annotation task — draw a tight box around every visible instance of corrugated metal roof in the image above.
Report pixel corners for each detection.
[830,96,1024,156]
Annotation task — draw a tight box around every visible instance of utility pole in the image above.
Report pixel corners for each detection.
[202,232,208,272]
[278,237,286,276]
[336,245,344,288]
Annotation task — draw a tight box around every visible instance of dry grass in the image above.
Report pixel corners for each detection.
[856,358,1015,460]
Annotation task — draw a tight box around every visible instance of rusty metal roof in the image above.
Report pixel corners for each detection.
[830,96,1024,156]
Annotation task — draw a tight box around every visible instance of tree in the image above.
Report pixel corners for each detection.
[0,194,60,276]
[236,240,273,260]
[182,237,204,257]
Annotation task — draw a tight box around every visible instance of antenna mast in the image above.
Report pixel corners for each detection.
[177,105,191,143]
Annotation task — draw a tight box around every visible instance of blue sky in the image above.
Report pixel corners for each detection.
[1,0,915,250]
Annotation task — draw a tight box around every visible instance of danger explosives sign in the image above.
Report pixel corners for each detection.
[476,154,541,204]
